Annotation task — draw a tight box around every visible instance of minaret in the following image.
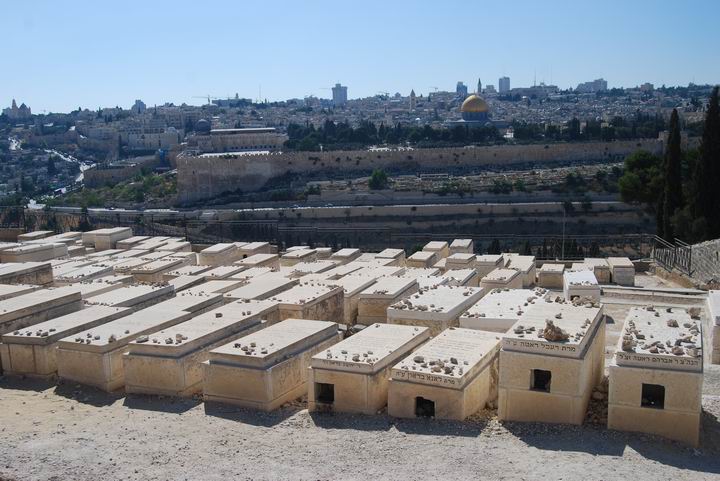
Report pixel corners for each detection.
[11,99,17,110]
[477,78,482,94]
[409,89,416,111]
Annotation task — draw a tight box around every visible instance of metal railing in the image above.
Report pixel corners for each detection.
[652,236,692,275]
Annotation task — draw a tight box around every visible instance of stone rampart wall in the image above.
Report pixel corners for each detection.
[177,140,663,203]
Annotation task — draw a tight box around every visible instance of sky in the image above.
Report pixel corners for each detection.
[2,0,719,113]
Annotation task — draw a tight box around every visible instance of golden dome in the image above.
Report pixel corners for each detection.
[460,94,489,113]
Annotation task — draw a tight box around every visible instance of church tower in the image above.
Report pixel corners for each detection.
[409,89,416,111]
[477,79,482,94]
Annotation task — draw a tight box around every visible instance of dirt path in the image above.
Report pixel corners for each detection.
[1,377,719,481]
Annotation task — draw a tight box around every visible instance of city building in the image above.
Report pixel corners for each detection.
[130,99,146,114]
[499,76,511,94]
[576,78,608,93]
[3,99,32,120]
[187,125,287,153]
[456,82,468,97]
[332,83,348,107]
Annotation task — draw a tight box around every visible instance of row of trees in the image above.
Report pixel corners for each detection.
[511,113,667,142]
[285,120,503,151]
[619,87,720,242]
[285,114,671,151]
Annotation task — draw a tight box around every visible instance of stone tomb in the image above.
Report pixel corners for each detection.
[223,274,297,301]
[445,253,476,271]
[460,288,547,333]
[201,265,247,279]
[17,230,54,242]
[54,262,115,284]
[441,268,479,287]
[387,285,486,335]
[85,284,175,311]
[449,239,474,255]
[315,247,333,259]
[280,249,317,267]
[505,255,536,288]
[480,268,523,290]
[167,275,208,292]
[0,305,130,377]
[406,250,438,268]
[563,269,600,301]
[182,280,246,296]
[423,241,449,259]
[329,248,362,265]
[388,328,501,420]
[203,319,341,410]
[267,281,344,322]
[356,277,419,324]
[55,295,221,391]
[0,262,53,286]
[375,248,406,267]
[289,260,338,278]
[498,300,605,425]
[89,227,133,251]
[608,307,703,446]
[72,276,132,299]
[582,258,611,284]
[0,243,67,263]
[607,257,635,286]
[238,242,274,258]
[537,263,565,289]
[236,253,280,270]
[0,284,39,301]
[0,287,83,335]
[115,235,151,250]
[197,243,241,266]
[474,255,505,278]
[133,236,171,251]
[123,300,277,396]
[308,323,431,414]
[321,275,377,325]
[312,262,365,281]
[163,264,214,279]
[130,257,191,283]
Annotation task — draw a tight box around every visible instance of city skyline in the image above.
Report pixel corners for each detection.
[3,0,719,113]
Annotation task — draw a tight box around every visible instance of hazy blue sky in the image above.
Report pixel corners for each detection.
[3,0,718,113]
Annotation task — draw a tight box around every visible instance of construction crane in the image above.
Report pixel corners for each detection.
[192,95,219,106]
[429,86,439,92]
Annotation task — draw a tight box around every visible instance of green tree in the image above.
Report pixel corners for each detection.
[47,156,57,177]
[368,169,388,190]
[618,150,663,206]
[661,109,683,239]
[691,86,720,240]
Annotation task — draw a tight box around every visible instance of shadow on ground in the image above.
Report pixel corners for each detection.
[308,410,395,433]
[123,393,201,414]
[0,375,56,393]
[503,418,720,474]
[53,381,122,407]
[204,401,300,427]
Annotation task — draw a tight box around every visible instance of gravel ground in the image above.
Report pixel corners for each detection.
[0,377,719,481]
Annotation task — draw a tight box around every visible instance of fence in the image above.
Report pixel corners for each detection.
[651,236,692,275]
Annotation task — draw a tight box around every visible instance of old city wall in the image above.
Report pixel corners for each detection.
[177,140,663,204]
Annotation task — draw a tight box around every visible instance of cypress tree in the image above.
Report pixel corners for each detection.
[661,109,683,239]
[693,86,720,240]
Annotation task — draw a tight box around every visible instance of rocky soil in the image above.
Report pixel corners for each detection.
[1,377,719,481]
